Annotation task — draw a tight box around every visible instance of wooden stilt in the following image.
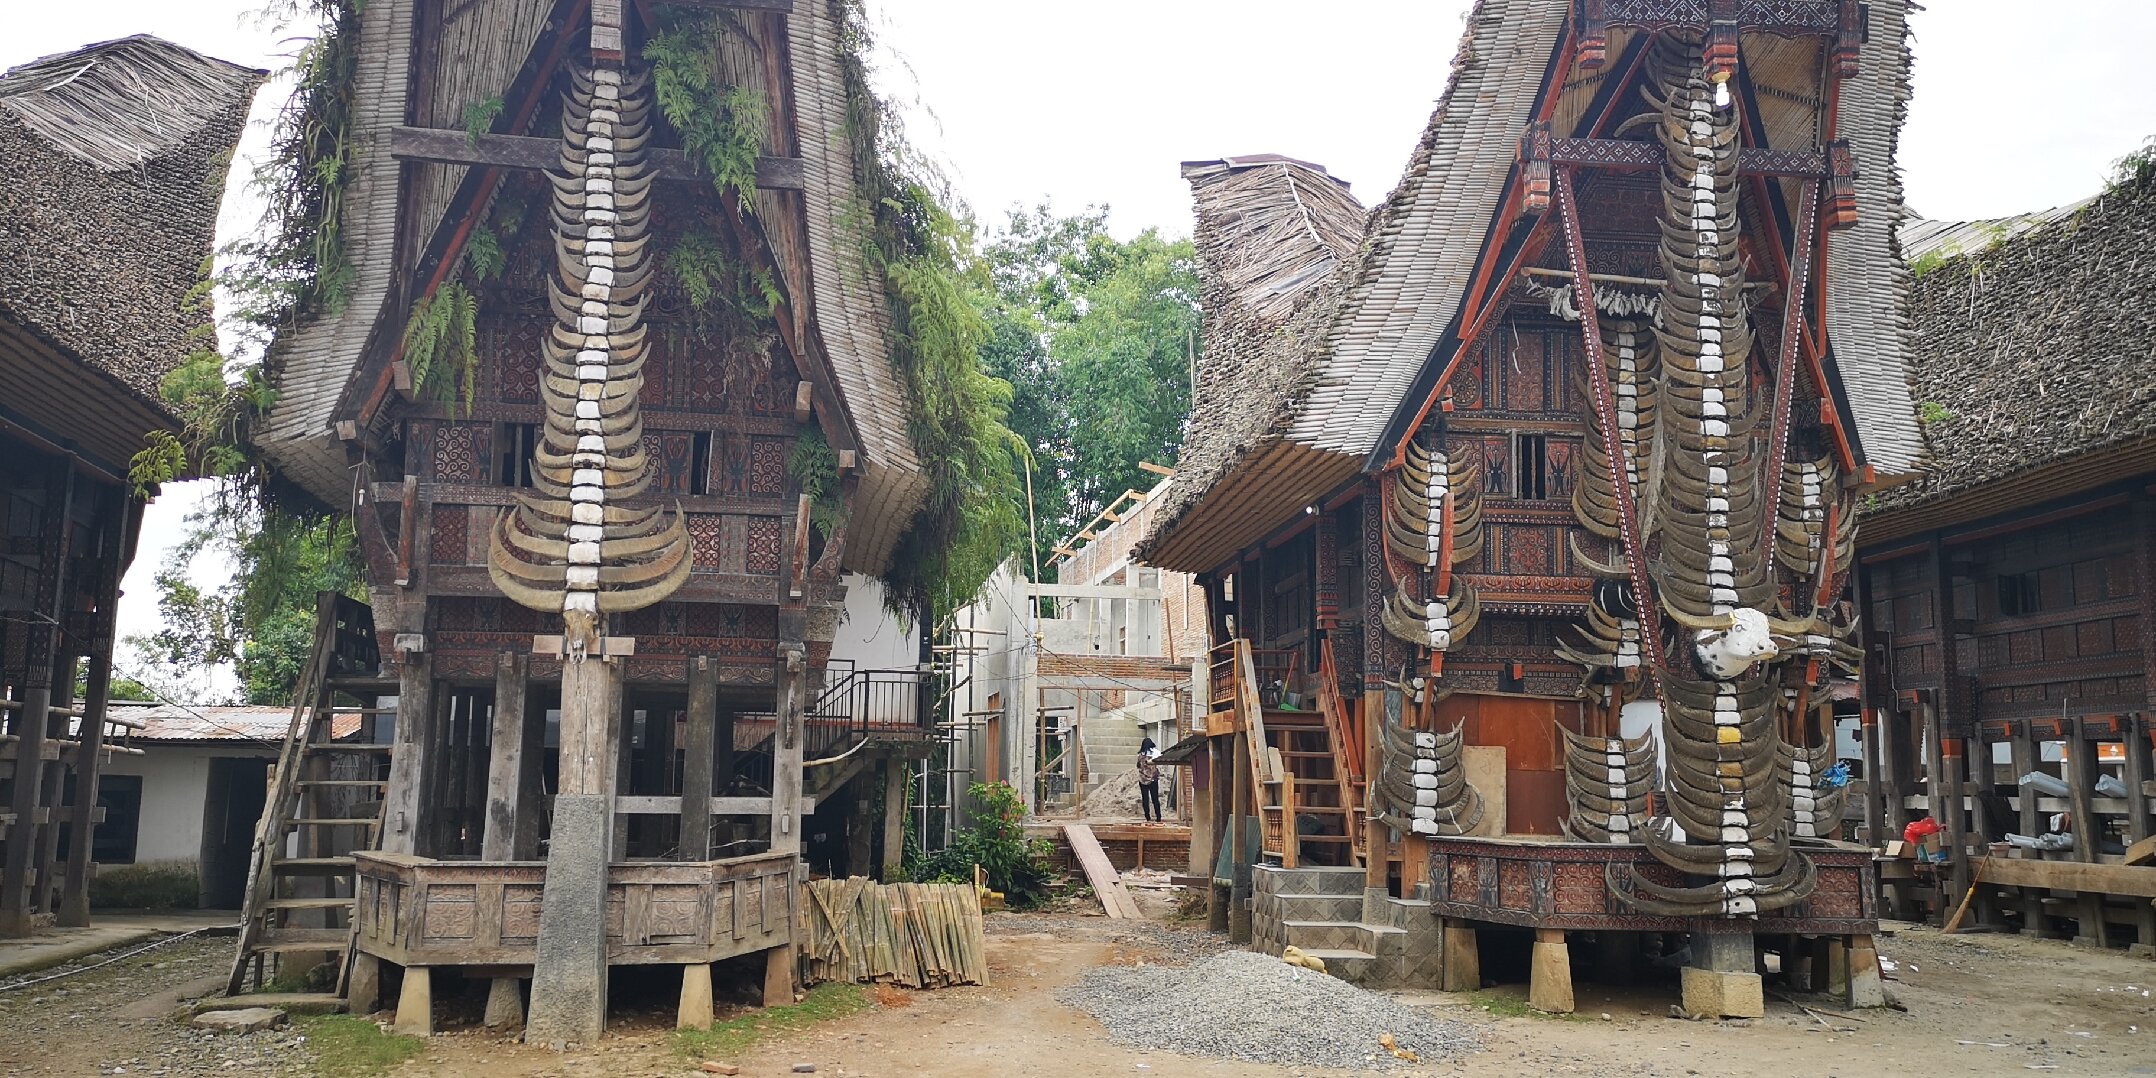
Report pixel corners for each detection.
[681,657,719,861]
[1529,928,1574,1013]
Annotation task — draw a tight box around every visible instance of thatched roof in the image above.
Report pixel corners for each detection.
[1863,176,2156,541]
[0,36,262,435]
[1134,156,1365,566]
[1143,0,1925,573]
[250,1,925,572]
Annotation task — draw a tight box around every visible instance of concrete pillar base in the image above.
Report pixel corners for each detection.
[392,966,433,1036]
[484,977,525,1029]
[1207,881,1230,934]
[1679,966,1764,1019]
[762,943,797,1007]
[677,964,715,1029]
[1529,929,1574,1013]
[1846,935,1888,1008]
[1440,920,1480,992]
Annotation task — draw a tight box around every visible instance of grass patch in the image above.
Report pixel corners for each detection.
[1467,989,1583,1021]
[297,1014,426,1077]
[673,983,872,1060]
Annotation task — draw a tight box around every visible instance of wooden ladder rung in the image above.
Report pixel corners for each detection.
[307,742,392,752]
[264,896,356,911]
[272,856,357,873]
[286,818,380,828]
[297,779,387,787]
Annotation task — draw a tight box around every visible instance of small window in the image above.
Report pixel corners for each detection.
[690,433,713,496]
[1515,433,1549,500]
[1997,571,2041,616]
[495,423,538,488]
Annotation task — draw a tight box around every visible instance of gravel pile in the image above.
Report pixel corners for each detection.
[1060,949,1476,1070]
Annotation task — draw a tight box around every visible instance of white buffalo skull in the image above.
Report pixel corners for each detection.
[1692,607,1778,678]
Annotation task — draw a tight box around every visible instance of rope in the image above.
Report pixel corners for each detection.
[0,925,222,992]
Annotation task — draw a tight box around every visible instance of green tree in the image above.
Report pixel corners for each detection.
[128,507,362,705]
[973,205,1199,576]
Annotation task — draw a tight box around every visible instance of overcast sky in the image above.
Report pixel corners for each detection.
[10,1,2156,695]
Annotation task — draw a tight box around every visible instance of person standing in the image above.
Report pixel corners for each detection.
[1136,737,1162,822]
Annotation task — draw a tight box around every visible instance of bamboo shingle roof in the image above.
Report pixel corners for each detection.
[1143,0,1924,573]
[1133,156,1365,568]
[0,36,262,430]
[250,1,924,572]
[1863,177,2156,541]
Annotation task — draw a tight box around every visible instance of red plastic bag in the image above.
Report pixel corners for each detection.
[1902,817,1941,843]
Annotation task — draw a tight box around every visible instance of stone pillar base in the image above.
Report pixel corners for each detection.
[485,977,525,1028]
[1846,934,1887,1008]
[1680,966,1764,1019]
[678,964,715,1028]
[346,952,383,1016]
[1529,929,1574,1013]
[763,943,797,1007]
[1440,920,1480,992]
[392,966,434,1036]
[525,793,613,1046]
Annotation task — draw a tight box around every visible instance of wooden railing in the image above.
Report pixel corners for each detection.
[1315,636,1367,864]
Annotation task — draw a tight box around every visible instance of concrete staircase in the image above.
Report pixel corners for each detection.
[1078,714,1141,802]
[1251,865,1440,988]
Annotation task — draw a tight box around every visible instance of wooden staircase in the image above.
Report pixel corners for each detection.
[227,594,388,995]
[1210,639,1367,868]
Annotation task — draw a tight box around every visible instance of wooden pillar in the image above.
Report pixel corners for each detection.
[32,657,77,914]
[1206,736,1230,934]
[680,657,719,861]
[771,645,807,857]
[1228,724,1252,944]
[513,681,549,860]
[1860,708,1886,847]
[2064,716,2106,947]
[483,650,531,1030]
[1939,730,1970,925]
[61,492,127,926]
[484,651,531,860]
[2008,718,2046,932]
[879,759,905,881]
[379,649,435,856]
[0,457,72,937]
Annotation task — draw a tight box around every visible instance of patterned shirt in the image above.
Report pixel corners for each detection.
[1137,755,1160,785]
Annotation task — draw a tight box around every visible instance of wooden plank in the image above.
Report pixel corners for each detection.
[648,0,793,8]
[386,126,804,189]
[1061,823,1140,919]
[1979,856,2156,899]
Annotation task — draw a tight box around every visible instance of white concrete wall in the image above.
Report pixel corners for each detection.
[829,572,919,671]
[99,744,238,864]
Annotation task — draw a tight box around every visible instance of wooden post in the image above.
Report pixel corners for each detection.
[759,645,807,1007]
[513,680,549,860]
[1229,725,1252,944]
[483,650,530,1030]
[32,658,77,914]
[2008,718,2046,932]
[2065,716,2105,947]
[880,759,905,880]
[59,493,129,927]
[0,457,72,937]
[1207,736,1231,933]
[681,657,719,861]
[1939,731,1970,925]
[380,649,435,856]
[1860,708,1886,847]
[485,651,531,859]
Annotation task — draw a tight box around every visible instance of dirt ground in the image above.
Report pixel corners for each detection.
[3,912,2153,1077]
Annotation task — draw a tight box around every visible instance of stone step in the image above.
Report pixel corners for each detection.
[1266,892,1366,923]
[1282,919,1409,957]
[1253,864,1369,895]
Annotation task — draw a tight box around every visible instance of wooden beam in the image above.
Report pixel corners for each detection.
[614,794,818,816]
[652,0,793,9]
[1977,855,2156,900]
[387,126,804,190]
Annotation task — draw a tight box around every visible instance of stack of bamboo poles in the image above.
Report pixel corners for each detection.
[801,877,990,989]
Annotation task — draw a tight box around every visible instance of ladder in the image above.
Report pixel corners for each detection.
[226,594,389,995]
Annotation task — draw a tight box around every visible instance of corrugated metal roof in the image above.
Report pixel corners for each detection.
[112,703,362,744]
